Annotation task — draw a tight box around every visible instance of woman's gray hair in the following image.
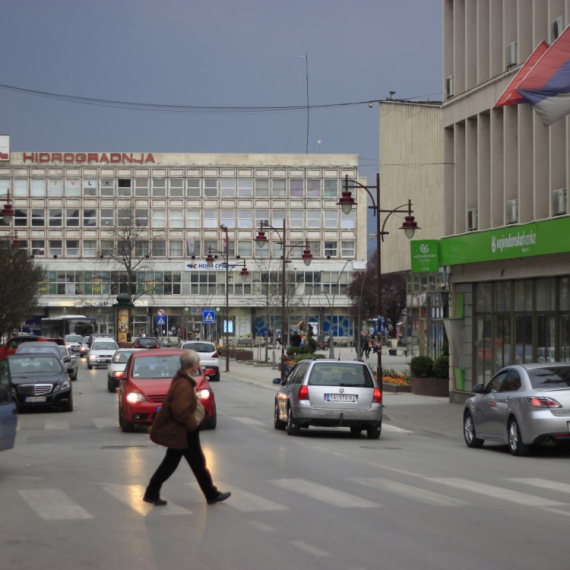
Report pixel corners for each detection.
[180,349,200,369]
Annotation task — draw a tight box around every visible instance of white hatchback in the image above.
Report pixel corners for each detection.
[107,348,143,392]
[88,340,119,369]
[180,341,220,381]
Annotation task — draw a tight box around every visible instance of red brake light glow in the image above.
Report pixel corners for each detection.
[372,388,382,404]
[298,385,309,400]
[113,371,124,379]
[528,397,562,408]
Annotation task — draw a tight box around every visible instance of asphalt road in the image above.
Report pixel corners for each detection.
[2,358,570,570]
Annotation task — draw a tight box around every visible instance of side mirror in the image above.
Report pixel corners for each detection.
[473,384,485,394]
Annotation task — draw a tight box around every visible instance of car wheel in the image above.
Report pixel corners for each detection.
[350,427,363,437]
[508,418,531,456]
[62,394,73,412]
[366,422,381,439]
[464,411,484,448]
[205,406,217,430]
[274,401,286,430]
[107,379,115,393]
[87,363,93,370]
[286,406,300,436]
[119,406,134,433]
[213,370,220,382]
[71,373,77,381]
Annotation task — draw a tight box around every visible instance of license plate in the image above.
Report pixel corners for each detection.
[25,396,47,403]
[325,394,357,402]
[156,406,161,412]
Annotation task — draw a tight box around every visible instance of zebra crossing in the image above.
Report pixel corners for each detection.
[9,474,570,521]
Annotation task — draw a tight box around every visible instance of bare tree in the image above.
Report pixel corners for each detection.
[0,244,45,339]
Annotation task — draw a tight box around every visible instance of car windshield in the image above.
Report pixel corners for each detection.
[137,338,158,346]
[528,367,570,389]
[83,337,89,342]
[308,363,374,387]
[10,356,64,375]
[58,346,67,356]
[92,342,118,350]
[184,343,215,353]
[132,355,182,379]
[114,351,133,363]
[65,335,83,342]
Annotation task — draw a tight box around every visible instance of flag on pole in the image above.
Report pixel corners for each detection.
[187,237,195,256]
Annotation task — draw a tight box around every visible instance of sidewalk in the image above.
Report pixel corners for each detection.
[221,353,464,440]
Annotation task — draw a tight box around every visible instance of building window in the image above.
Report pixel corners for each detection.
[221,210,236,228]
[272,241,283,258]
[49,209,63,227]
[304,271,322,294]
[65,179,80,197]
[14,209,28,227]
[256,209,269,228]
[341,210,355,228]
[190,272,216,295]
[100,240,114,256]
[324,241,338,257]
[238,210,252,228]
[204,178,218,197]
[14,179,28,197]
[307,210,320,228]
[99,209,113,227]
[152,209,166,228]
[100,179,114,197]
[204,210,218,228]
[48,179,63,197]
[152,179,166,197]
[31,209,45,227]
[273,179,286,198]
[221,179,236,197]
[135,241,149,257]
[170,179,183,197]
[307,241,321,257]
[187,178,200,197]
[324,180,338,198]
[164,272,182,294]
[83,209,97,227]
[273,209,286,228]
[290,179,303,197]
[170,241,183,257]
[83,240,97,257]
[136,209,149,227]
[169,209,184,228]
[307,180,321,198]
[341,241,355,257]
[238,179,253,197]
[83,179,97,196]
[66,240,80,257]
[66,209,80,227]
[152,241,166,257]
[203,240,217,256]
[49,240,63,257]
[290,210,303,228]
[324,210,338,228]
[135,179,149,197]
[238,240,252,257]
[187,238,201,257]
[31,179,46,197]
[187,210,200,228]
[32,240,45,256]
[255,179,269,197]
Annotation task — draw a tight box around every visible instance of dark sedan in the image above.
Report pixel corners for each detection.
[7,354,73,412]
[132,337,161,349]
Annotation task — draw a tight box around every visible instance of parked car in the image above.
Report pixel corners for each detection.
[118,348,216,432]
[132,337,161,349]
[88,340,119,369]
[107,348,143,392]
[58,345,78,381]
[16,341,65,364]
[273,359,382,438]
[64,334,84,354]
[463,363,570,456]
[7,354,73,412]
[0,360,17,451]
[0,335,40,361]
[179,341,220,381]
[79,336,90,358]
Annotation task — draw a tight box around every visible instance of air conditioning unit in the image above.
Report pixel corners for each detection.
[445,75,454,98]
[506,41,518,68]
[553,188,567,216]
[552,16,564,41]
[506,199,519,224]
[467,208,478,231]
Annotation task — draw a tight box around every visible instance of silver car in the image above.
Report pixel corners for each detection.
[274,359,382,438]
[58,345,78,381]
[464,363,570,456]
[180,341,220,381]
[88,340,119,369]
[107,348,142,392]
[64,334,83,354]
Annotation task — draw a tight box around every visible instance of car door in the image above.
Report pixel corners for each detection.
[474,370,509,436]
[492,369,522,438]
[0,360,17,452]
[279,361,308,416]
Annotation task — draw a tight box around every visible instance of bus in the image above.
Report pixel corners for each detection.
[40,315,96,338]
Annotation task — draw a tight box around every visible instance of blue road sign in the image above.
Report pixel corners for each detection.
[203,310,215,323]
[156,316,166,325]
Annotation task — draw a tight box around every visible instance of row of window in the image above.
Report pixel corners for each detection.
[17,239,355,259]
[2,207,355,230]
[0,178,343,199]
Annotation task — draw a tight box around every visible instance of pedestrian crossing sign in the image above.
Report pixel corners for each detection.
[203,310,215,323]
[156,316,166,325]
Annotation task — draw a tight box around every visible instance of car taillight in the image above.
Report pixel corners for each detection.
[113,371,124,379]
[213,352,219,358]
[528,396,562,408]
[298,385,309,400]
[134,344,140,348]
[372,388,382,404]
[156,344,160,348]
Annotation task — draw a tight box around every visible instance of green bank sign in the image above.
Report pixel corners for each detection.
[411,240,440,272]
[411,217,570,271]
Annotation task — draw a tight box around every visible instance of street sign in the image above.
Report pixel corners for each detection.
[156,316,166,325]
[203,310,215,323]
[157,309,165,316]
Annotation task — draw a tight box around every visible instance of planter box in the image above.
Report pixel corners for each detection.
[235,350,253,361]
[382,382,411,393]
[410,376,449,397]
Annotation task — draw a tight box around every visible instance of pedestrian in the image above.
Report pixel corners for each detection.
[144,349,231,506]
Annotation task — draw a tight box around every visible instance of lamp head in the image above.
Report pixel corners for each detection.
[400,215,419,240]
[205,251,215,267]
[255,229,268,249]
[1,203,15,224]
[337,191,356,215]
[220,224,227,231]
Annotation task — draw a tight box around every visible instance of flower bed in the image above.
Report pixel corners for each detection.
[377,370,411,393]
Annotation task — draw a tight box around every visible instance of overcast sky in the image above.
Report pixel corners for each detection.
[0,0,442,252]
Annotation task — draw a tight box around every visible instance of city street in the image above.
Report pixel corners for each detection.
[2,358,570,570]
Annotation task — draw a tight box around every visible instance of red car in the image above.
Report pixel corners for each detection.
[118,348,217,433]
[0,335,64,361]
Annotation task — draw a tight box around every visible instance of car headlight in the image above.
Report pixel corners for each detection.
[197,389,210,400]
[55,379,71,392]
[89,354,96,360]
[126,391,146,403]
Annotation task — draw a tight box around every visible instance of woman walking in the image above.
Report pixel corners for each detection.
[144,349,230,506]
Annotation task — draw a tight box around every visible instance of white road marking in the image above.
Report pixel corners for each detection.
[429,478,567,507]
[366,462,424,478]
[351,477,467,507]
[510,478,570,494]
[270,479,379,508]
[291,541,330,557]
[93,418,118,428]
[216,482,288,512]
[247,520,276,532]
[102,484,192,516]
[18,489,93,520]
[44,419,70,430]
[382,424,413,434]
[230,417,265,426]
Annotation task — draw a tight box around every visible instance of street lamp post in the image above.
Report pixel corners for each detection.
[338,173,419,394]
[256,219,312,383]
